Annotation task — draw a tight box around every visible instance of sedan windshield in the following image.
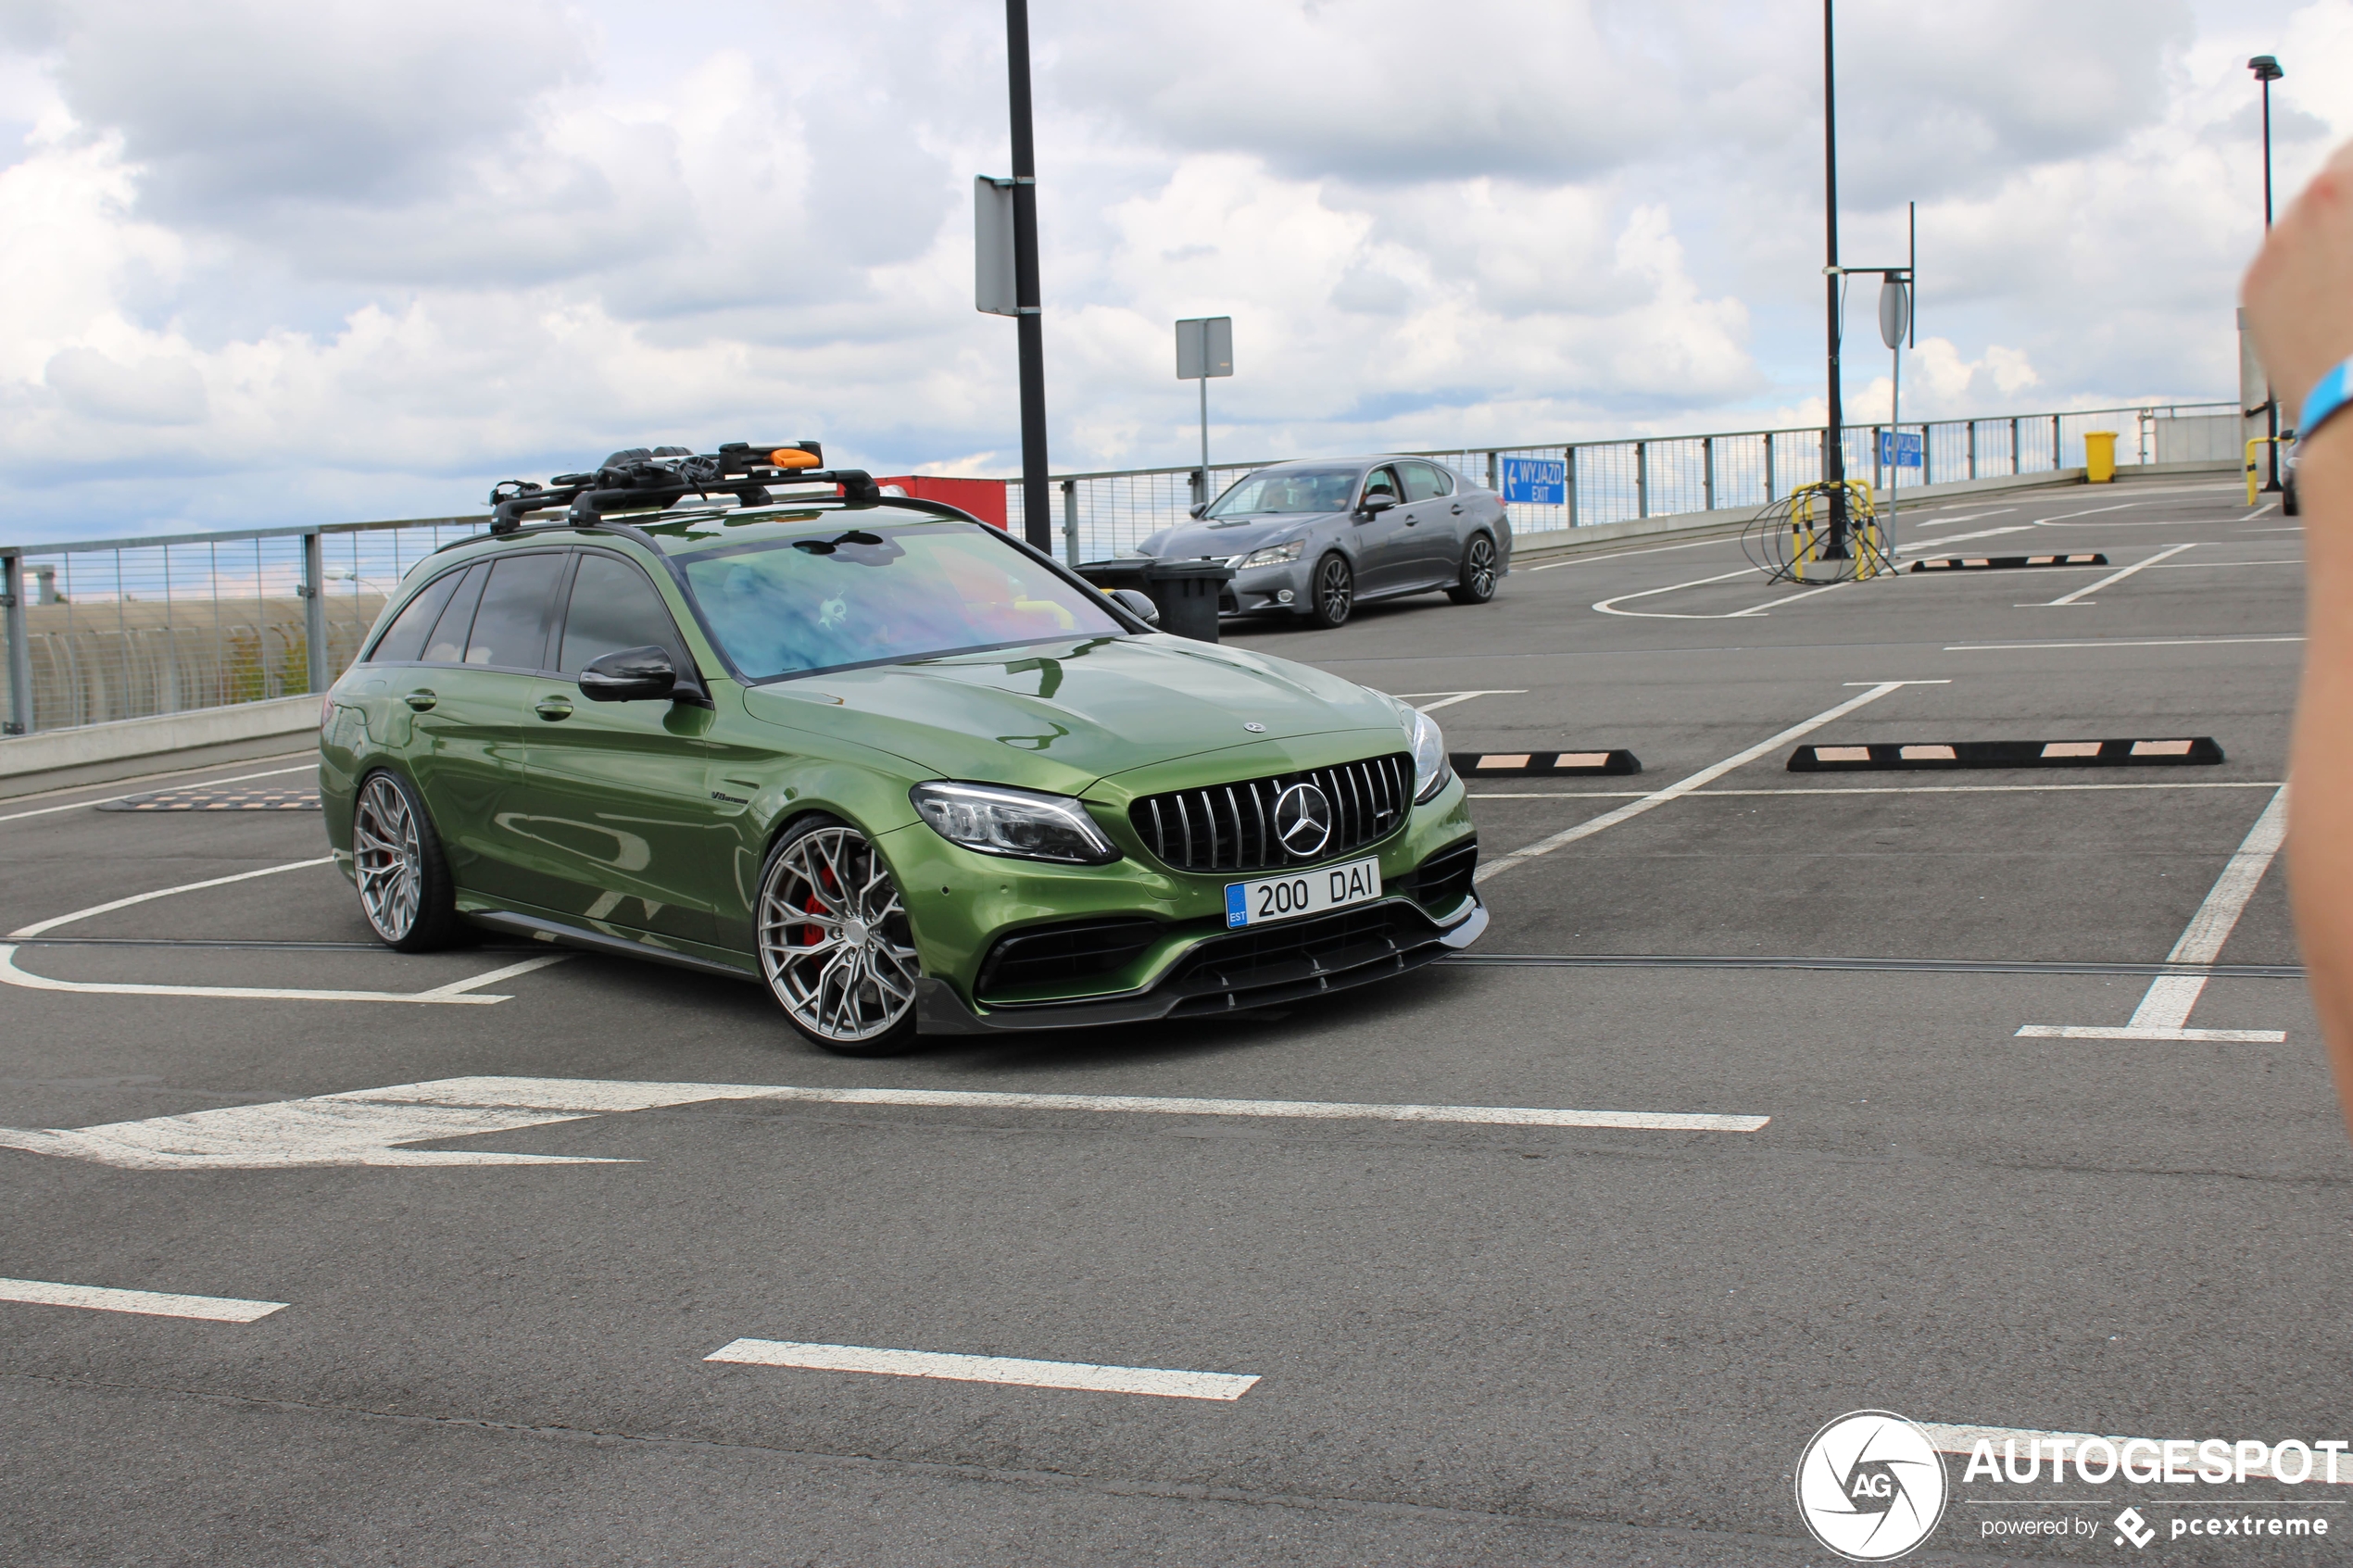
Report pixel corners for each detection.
[676,521,1127,681]
[1205,467,1361,518]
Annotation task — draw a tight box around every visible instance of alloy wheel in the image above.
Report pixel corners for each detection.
[757,825,923,1045]
[1465,535,1496,598]
[1315,556,1353,626]
[352,774,423,943]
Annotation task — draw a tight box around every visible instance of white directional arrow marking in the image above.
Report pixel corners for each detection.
[0,1075,1768,1170]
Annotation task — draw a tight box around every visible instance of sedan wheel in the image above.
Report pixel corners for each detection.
[352,771,462,951]
[1308,553,1353,629]
[1447,533,1498,605]
[757,820,923,1055]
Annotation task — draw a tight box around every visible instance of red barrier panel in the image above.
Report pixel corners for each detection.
[873,476,1009,529]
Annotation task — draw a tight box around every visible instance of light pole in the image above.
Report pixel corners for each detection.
[1004,0,1051,547]
[1819,0,1848,557]
[2252,54,2284,489]
[2251,56,2282,227]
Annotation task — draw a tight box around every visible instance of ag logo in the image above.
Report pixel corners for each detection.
[1272,782,1333,857]
[1794,1411,1949,1562]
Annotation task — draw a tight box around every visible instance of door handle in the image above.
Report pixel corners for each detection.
[1451,503,1465,514]
[535,696,574,721]
[403,690,437,711]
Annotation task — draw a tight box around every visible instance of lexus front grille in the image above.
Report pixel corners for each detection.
[1128,751,1413,873]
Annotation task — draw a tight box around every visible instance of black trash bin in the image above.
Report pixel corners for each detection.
[1141,559,1233,643]
[1073,558,1234,643]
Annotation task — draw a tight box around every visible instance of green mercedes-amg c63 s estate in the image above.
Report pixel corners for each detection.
[319,444,1485,1055]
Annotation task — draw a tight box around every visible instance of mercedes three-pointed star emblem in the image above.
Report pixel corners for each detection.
[1273,782,1334,858]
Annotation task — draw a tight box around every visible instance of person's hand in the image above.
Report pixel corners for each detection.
[2245,142,2353,420]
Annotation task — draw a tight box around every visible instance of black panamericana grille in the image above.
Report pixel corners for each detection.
[975,917,1160,1002]
[1397,835,1478,913]
[1129,751,1414,873]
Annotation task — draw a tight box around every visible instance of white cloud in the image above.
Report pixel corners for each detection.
[0,0,2314,538]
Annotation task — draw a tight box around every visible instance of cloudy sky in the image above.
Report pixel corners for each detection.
[0,0,2336,540]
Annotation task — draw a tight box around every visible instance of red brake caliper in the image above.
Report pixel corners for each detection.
[798,865,843,947]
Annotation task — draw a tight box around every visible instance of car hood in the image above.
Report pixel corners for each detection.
[738,633,1406,793]
[1142,513,1338,560]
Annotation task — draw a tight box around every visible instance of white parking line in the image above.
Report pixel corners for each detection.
[1523,536,1729,571]
[2036,543,2196,606]
[1473,682,1942,884]
[0,1276,285,1322]
[1471,781,2287,799]
[0,1075,1770,1170]
[1944,636,2303,652]
[0,858,568,1005]
[0,763,317,824]
[2018,786,2288,1042]
[1591,567,1758,618]
[7,858,336,939]
[1388,689,1527,714]
[705,1339,1260,1400]
[1907,508,2019,528]
[2028,500,2157,526]
[1897,523,2038,551]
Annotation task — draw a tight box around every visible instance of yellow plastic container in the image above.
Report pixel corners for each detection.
[2084,430,2118,483]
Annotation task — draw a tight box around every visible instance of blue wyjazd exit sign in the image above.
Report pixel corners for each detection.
[1502,457,1566,504]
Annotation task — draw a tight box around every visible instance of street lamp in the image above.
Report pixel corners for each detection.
[2250,56,2283,229]
[2250,54,2284,488]
[1819,0,1848,558]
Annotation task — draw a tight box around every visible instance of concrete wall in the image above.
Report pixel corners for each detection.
[0,693,319,800]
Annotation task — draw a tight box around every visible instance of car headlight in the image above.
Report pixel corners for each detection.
[1235,540,1303,571]
[1408,709,1451,803]
[911,782,1123,865]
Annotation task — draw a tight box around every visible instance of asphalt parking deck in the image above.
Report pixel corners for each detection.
[3,474,2342,1566]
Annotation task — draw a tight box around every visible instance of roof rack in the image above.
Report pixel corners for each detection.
[486,442,881,533]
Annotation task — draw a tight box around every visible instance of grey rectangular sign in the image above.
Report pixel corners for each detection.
[975,177,1017,317]
[1176,317,1233,380]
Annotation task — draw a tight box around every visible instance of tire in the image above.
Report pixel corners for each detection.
[755,814,923,1056]
[1306,553,1354,629]
[1447,533,1499,605]
[2284,480,2300,517]
[351,770,466,952]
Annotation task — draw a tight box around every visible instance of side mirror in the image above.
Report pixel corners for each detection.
[579,645,678,702]
[1188,502,1208,518]
[1358,494,1397,518]
[1109,588,1161,626]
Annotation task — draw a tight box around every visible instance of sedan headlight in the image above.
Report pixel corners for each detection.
[911,782,1122,865]
[1234,540,1303,571]
[1408,709,1452,803]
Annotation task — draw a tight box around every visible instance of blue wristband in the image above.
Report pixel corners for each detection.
[2300,357,2353,442]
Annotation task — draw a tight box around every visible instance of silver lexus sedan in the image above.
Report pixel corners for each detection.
[1130,456,1513,629]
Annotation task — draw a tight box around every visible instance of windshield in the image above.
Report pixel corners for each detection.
[676,521,1127,681]
[1205,467,1361,518]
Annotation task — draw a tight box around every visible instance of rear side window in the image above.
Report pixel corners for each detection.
[463,553,566,670]
[369,570,464,664]
[560,554,686,676]
[1401,462,1452,501]
[421,565,487,665]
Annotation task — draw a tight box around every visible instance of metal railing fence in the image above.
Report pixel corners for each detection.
[1,516,488,736]
[0,401,2232,739]
[1050,401,2231,562]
